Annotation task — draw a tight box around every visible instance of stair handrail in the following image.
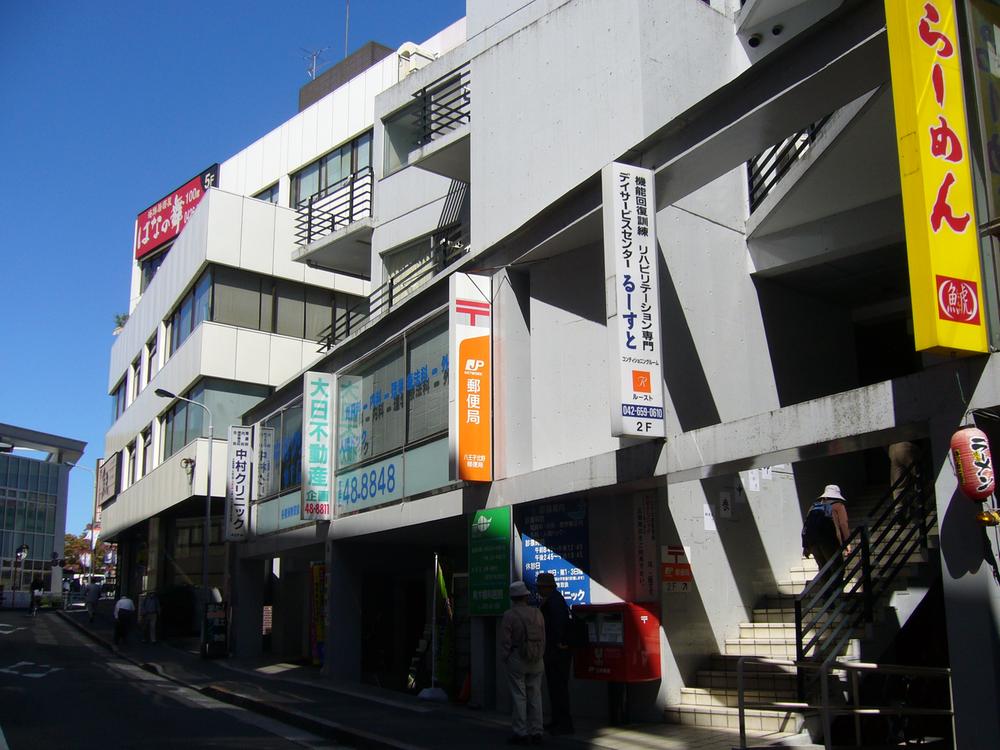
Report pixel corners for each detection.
[735,655,953,750]
[794,462,935,696]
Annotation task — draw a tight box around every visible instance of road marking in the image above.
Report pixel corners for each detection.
[0,624,25,636]
[0,661,63,679]
[0,723,9,750]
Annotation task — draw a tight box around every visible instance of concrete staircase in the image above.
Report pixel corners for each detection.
[665,557,852,736]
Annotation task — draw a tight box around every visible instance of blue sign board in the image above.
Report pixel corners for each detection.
[335,453,403,515]
[520,499,591,604]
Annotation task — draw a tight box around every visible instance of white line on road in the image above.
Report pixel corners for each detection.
[0,723,9,750]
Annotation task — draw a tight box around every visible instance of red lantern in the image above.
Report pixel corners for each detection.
[950,427,995,501]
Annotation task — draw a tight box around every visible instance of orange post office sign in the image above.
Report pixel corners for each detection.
[450,274,493,482]
[886,0,989,353]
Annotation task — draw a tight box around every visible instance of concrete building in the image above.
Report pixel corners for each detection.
[0,423,85,600]
[107,1,1000,747]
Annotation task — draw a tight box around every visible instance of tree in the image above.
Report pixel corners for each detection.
[62,527,110,573]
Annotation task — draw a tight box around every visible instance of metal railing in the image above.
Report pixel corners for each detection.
[735,656,953,750]
[795,463,935,697]
[747,114,831,213]
[316,224,470,352]
[414,63,470,147]
[295,167,374,247]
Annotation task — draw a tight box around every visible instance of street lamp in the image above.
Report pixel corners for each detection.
[154,388,214,651]
[15,544,29,594]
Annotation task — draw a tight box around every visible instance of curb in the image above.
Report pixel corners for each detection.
[55,609,421,750]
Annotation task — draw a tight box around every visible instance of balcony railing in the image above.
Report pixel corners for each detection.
[747,115,831,213]
[414,62,470,147]
[295,167,374,247]
[317,224,469,352]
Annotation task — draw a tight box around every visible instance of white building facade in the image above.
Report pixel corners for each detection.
[108,1,1000,747]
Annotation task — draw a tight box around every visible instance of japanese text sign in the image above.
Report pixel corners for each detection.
[469,506,512,616]
[302,372,334,521]
[520,499,591,605]
[632,494,658,602]
[449,273,492,482]
[886,1,988,353]
[134,164,219,260]
[97,454,120,504]
[225,426,252,541]
[602,162,666,437]
[662,545,692,593]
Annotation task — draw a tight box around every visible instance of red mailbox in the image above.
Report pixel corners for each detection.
[572,602,660,682]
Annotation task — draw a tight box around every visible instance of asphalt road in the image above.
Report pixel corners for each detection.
[0,610,341,749]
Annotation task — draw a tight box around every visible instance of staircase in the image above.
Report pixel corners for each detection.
[665,463,937,743]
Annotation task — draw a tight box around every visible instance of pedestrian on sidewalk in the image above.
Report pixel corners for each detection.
[535,572,574,735]
[500,581,546,746]
[140,591,160,643]
[113,594,136,646]
[84,579,101,622]
[30,577,43,616]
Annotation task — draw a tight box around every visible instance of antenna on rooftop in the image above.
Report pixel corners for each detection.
[302,47,331,80]
[344,0,350,59]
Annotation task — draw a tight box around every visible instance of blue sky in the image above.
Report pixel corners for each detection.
[0,0,466,537]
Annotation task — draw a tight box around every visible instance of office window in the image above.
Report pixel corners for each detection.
[257,399,303,500]
[140,247,169,293]
[141,427,152,477]
[127,441,137,486]
[253,183,279,204]
[274,280,305,338]
[292,130,373,207]
[213,266,260,329]
[161,379,270,460]
[130,357,142,402]
[145,334,159,385]
[111,378,127,423]
[167,268,212,355]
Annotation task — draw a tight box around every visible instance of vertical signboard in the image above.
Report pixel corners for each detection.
[309,562,327,666]
[469,506,511,615]
[602,162,666,438]
[886,0,989,353]
[632,494,658,602]
[449,273,492,481]
[255,426,274,500]
[520,499,591,605]
[97,454,120,505]
[225,426,252,541]
[302,372,334,521]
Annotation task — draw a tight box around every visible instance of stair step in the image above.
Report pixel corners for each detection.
[739,622,797,640]
[709,654,799,673]
[753,607,796,623]
[665,704,806,733]
[696,668,799,693]
[681,686,797,708]
[724,638,797,658]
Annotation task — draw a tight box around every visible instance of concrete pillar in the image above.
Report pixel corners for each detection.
[324,541,362,680]
[931,412,1000,750]
[493,267,533,478]
[231,556,265,658]
[470,615,497,708]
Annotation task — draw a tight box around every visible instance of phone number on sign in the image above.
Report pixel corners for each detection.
[337,463,398,504]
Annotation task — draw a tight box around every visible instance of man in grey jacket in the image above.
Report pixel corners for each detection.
[500,581,546,745]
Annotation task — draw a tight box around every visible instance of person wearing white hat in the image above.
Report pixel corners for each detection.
[803,484,851,586]
[500,580,546,745]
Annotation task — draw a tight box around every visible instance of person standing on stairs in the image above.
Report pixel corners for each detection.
[802,484,851,587]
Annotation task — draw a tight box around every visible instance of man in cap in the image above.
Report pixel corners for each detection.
[500,581,546,745]
[535,572,573,735]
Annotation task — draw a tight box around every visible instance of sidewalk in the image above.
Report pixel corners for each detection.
[56,604,806,750]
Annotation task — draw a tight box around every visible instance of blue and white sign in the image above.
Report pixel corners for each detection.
[335,453,403,515]
[520,499,591,605]
[302,371,334,521]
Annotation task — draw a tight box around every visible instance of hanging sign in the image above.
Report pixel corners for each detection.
[302,372,334,521]
[449,273,492,481]
[225,426,252,541]
[632,494,658,602]
[885,0,988,353]
[602,162,665,437]
[469,506,512,615]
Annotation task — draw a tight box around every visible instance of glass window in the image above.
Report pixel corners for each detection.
[355,131,372,172]
[140,248,169,293]
[275,280,305,338]
[305,287,333,342]
[293,160,321,207]
[253,183,279,204]
[214,266,261,329]
[111,378,127,423]
[127,442,137,485]
[279,404,302,491]
[292,130,373,207]
[141,428,152,476]
[131,357,142,401]
[194,268,212,328]
[405,318,449,443]
[337,344,405,470]
[146,335,159,384]
[259,413,282,499]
